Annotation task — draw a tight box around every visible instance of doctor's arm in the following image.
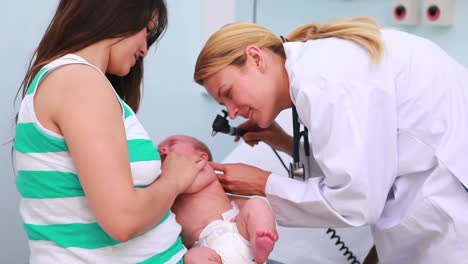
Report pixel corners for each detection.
[267,77,398,227]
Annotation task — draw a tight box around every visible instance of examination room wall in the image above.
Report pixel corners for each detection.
[238,0,468,65]
[0,1,233,262]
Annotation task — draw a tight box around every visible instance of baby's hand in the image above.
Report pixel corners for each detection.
[161,152,207,193]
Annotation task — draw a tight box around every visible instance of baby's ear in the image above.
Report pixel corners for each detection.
[200,152,209,161]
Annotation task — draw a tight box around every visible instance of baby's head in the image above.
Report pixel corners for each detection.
[158,135,213,162]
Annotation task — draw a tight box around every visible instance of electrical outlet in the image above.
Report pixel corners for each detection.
[422,0,455,26]
[392,0,420,25]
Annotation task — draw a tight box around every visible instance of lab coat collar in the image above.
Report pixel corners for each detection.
[283,41,306,105]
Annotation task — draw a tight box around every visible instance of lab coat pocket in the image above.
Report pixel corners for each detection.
[373,181,465,264]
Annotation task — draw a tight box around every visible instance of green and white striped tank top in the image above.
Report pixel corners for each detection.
[14,54,185,264]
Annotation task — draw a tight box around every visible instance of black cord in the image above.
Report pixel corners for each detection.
[271,148,289,174]
[326,228,361,264]
[270,149,361,264]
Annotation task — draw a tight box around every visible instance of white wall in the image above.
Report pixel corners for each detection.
[1,2,57,262]
[242,0,468,64]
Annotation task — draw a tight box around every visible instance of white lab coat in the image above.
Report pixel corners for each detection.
[265,29,468,264]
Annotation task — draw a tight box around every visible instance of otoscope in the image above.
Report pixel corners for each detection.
[211,110,247,137]
[210,110,291,174]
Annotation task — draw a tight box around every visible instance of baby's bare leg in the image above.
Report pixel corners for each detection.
[235,197,278,264]
[184,246,222,264]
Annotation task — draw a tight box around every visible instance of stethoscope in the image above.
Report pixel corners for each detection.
[211,104,311,181]
[289,104,310,180]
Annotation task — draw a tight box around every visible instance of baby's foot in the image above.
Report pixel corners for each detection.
[253,230,277,264]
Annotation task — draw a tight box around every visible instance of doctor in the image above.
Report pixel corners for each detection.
[193,17,468,263]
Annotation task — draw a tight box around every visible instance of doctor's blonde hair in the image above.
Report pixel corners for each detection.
[194,16,383,85]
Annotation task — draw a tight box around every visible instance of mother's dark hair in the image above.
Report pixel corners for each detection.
[18,0,168,112]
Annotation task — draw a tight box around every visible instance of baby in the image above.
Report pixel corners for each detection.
[158,135,278,264]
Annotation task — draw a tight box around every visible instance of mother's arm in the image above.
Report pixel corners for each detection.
[44,65,204,241]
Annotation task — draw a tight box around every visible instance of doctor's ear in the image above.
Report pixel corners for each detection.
[245,45,264,70]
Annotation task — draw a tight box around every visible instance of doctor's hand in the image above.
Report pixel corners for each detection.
[210,162,271,197]
[236,120,293,157]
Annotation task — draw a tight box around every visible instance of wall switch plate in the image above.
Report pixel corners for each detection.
[392,0,420,25]
[422,0,455,26]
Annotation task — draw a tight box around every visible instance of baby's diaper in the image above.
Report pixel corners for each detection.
[195,220,255,264]
[193,202,256,264]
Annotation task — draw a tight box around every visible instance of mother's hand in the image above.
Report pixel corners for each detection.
[210,162,271,197]
[160,152,207,194]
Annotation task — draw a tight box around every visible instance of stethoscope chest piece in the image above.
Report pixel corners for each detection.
[289,161,306,180]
